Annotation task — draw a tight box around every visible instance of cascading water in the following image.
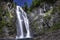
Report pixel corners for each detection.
[16,6,31,39]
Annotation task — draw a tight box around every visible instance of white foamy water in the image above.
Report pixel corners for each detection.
[16,6,31,39]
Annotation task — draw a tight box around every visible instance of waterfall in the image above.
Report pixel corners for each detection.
[16,6,31,39]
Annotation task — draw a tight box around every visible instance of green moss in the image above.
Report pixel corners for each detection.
[44,8,53,20]
[45,8,53,16]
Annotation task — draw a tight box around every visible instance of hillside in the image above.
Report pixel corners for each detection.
[0,0,60,40]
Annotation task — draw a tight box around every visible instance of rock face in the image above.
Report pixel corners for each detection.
[28,3,60,37]
[0,2,16,38]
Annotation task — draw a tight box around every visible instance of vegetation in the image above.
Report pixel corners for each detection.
[47,22,60,32]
